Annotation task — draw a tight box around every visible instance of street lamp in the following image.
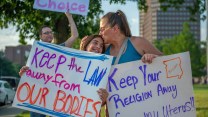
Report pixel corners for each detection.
[206,0,208,79]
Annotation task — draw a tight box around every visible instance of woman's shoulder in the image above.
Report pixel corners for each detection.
[129,36,147,45]
[129,36,163,56]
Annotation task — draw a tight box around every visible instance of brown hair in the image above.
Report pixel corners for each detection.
[39,25,50,36]
[80,35,105,53]
[101,10,132,37]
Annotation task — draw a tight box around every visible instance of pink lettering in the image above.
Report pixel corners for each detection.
[71,3,78,11]
[36,0,87,13]
[31,47,44,68]
[48,0,56,9]
[58,2,65,10]
[79,4,86,12]
[26,69,80,93]
[68,57,83,73]
[36,0,47,7]
[55,55,66,73]
[47,53,56,69]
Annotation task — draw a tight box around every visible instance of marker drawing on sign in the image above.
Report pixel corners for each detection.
[108,90,153,109]
[162,97,195,117]
[108,68,139,92]
[18,103,73,117]
[35,0,87,12]
[37,42,109,61]
[139,65,162,86]
[53,90,101,117]
[16,82,49,108]
[163,57,183,79]
[26,69,80,93]
[144,111,159,117]
[157,84,178,99]
[33,0,89,16]
[31,47,67,73]
[83,61,108,87]
[108,68,152,109]
[16,82,101,117]
[67,57,83,73]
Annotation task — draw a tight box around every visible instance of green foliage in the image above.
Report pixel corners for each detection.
[0,0,104,44]
[71,38,81,50]
[0,51,21,77]
[193,84,208,117]
[0,0,205,45]
[154,22,206,77]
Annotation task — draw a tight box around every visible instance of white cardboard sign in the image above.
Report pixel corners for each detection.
[33,0,89,16]
[107,52,196,117]
[13,41,113,117]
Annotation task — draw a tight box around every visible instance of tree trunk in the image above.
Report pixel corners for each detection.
[53,16,69,44]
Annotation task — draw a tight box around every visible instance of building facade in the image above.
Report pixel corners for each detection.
[139,0,200,42]
[5,45,31,66]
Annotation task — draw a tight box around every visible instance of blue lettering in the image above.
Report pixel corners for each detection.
[139,65,161,86]
[157,84,177,99]
[144,111,159,117]
[120,78,126,88]
[162,97,195,117]
[109,94,125,109]
[108,68,119,92]
[115,112,120,117]
[108,91,152,109]
[108,68,139,92]
[83,61,107,86]
[120,76,138,90]
[139,65,147,85]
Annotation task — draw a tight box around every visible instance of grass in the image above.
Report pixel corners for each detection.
[193,84,208,117]
[16,84,208,117]
[15,111,30,117]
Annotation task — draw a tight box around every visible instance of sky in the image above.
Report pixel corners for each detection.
[0,1,207,50]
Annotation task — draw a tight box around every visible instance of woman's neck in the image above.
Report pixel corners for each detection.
[110,35,127,56]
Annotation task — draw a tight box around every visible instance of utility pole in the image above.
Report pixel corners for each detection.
[207,0,208,79]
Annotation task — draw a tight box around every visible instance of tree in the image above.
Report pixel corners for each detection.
[154,22,206,77]
[0,51,21,77]
[0,0,205,46]
[0,0,103,45]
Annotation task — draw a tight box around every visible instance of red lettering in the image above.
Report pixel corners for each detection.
[63,94,73,113]
[53,90,66,112]
[93,101,102,117]
[29,85,42,105]
[53,90,101,117]
[82,96,93,117]
[17,82,50,107]
[70,96,80,115]
[17,82,31,102]
[39,87,49,107]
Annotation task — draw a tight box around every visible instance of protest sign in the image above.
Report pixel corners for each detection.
[33,0,89,16]
[12,41,113,117]
[107,52,196,117]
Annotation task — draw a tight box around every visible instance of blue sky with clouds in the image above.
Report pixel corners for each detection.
[0,1,206,50]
